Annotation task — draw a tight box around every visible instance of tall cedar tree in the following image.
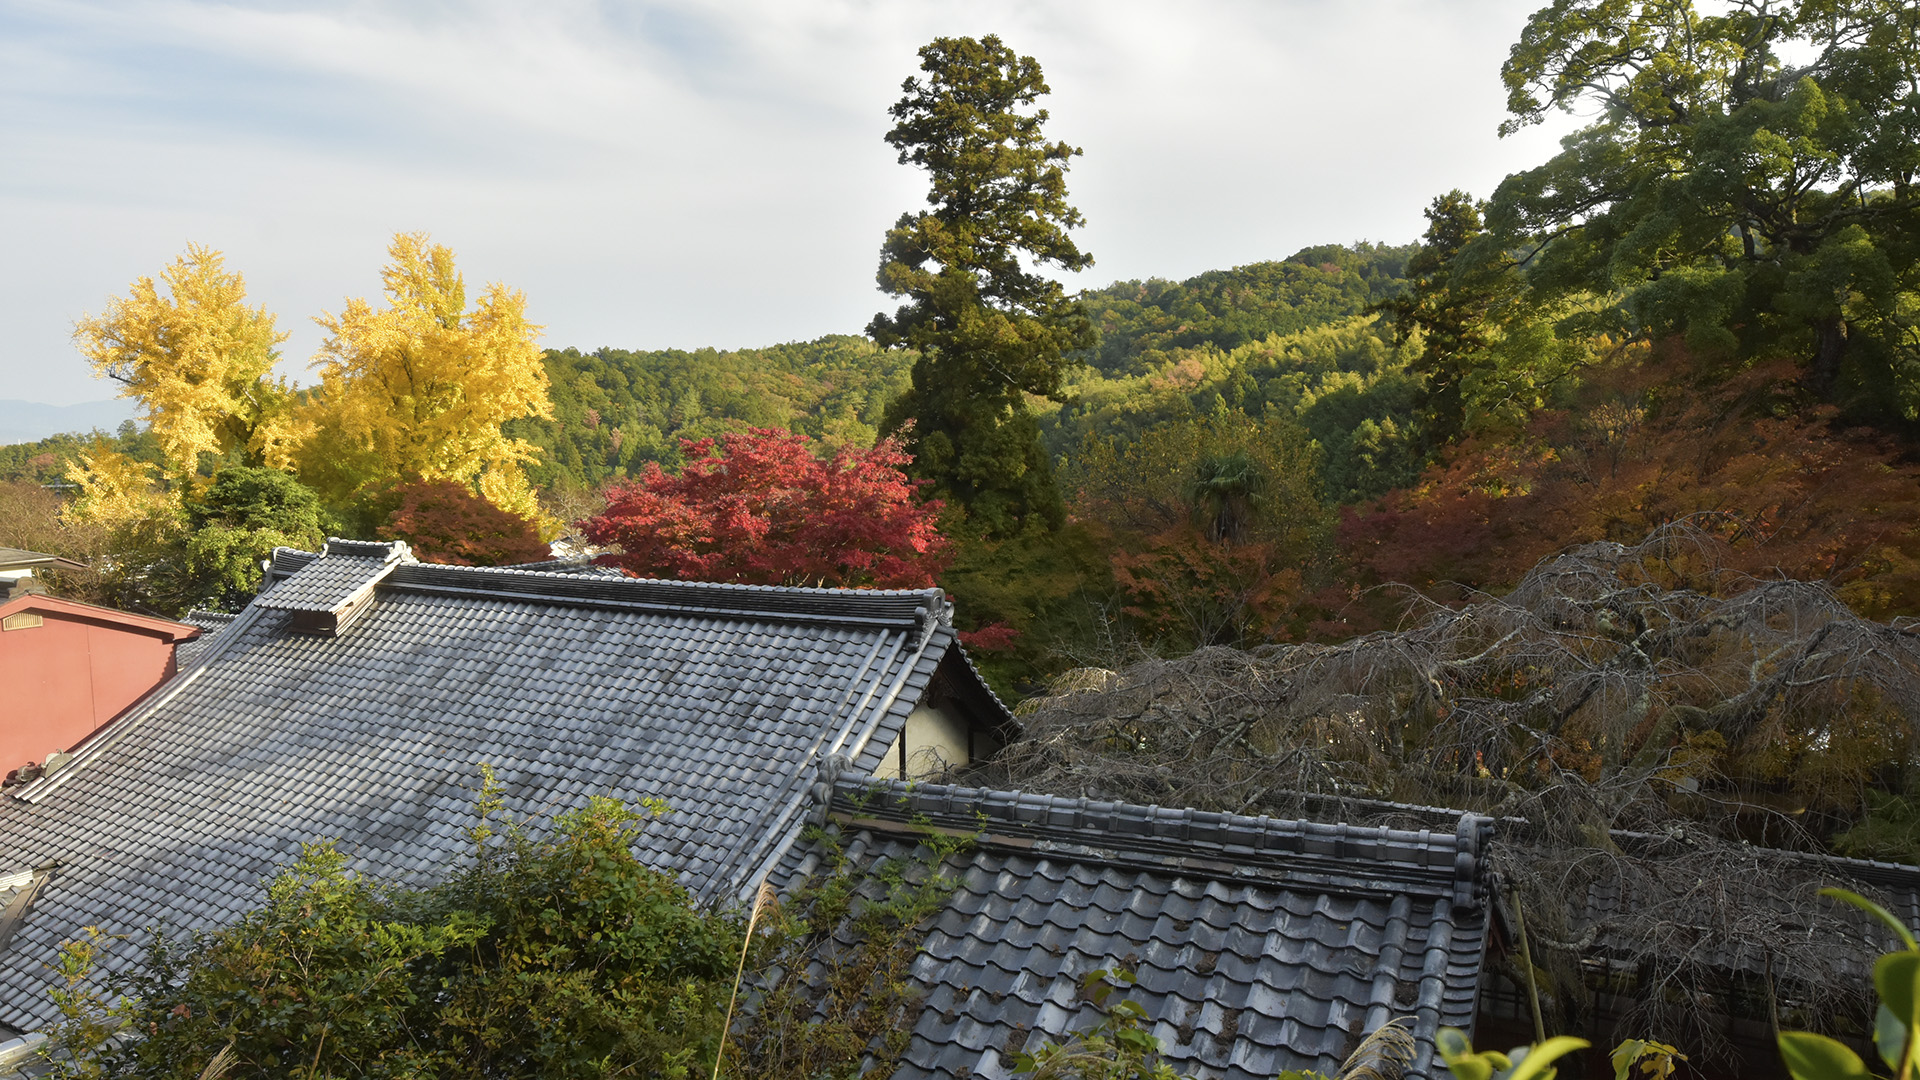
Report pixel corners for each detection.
[870,35,1094,539]
[581,428,950,589]
[1378,191,1523,446]
[1489,0,1920,416]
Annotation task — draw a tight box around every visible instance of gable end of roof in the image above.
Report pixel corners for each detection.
[256,539,413,635]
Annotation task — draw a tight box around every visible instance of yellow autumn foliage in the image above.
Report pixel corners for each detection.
[61,444,176,534]
[72,244,288,487]
[275,233,552,522]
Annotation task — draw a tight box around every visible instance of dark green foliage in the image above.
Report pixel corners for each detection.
[1377,191,1525,445]
[179,466,334,609]
[46,789,738,1080]
[83,466,333,617]
[871,34,1095,539]
[1489,0,1920,421]
[885,391,1065,538]
[504,336,912,495]
[1296,378,1424,505]
[937,519,1116,698]
[1835,790,1920,865]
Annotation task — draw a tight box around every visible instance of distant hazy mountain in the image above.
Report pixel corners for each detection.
[0,398,141,445]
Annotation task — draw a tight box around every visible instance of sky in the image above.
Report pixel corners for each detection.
[0,0,1586,406]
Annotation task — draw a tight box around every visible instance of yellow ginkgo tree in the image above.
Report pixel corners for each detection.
[276,232,552,525]
[72,243,288,489]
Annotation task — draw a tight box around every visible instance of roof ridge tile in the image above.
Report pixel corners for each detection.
[832,778,1491,905]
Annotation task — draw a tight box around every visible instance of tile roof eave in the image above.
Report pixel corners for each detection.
[7,601,275,805]
[710,623,961,907]
[779,779,1495,1080]
[264,547,953,633]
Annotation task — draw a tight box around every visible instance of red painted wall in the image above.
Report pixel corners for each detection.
[0,602,193,780]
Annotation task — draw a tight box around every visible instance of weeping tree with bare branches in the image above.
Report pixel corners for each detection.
[970,523,1920,1061]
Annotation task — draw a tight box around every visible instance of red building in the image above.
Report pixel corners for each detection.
[0,594,200,784]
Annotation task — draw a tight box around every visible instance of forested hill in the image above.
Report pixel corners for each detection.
[1042,241,1421,502]
[1071,242,1414,375]
[508,241,1418,500]
[0,243,1412,499]
[506,336,913,493]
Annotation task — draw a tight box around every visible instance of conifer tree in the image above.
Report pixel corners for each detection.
[870,35,1094,539]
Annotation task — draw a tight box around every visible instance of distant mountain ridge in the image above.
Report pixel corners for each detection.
[0,398,140,445]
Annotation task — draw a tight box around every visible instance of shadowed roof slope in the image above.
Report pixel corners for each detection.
[0,542,1007,1033]
[775,779,1491,1080]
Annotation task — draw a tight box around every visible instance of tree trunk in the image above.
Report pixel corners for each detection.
[1806,316,1848,397]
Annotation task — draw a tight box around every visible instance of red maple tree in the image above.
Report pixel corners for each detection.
[379,479,551,567]
[581,428,950,589]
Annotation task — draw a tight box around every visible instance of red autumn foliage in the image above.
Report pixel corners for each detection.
[1335,346,1920,630]
[957,622,1021,652]
[379,478,551,567]
[1109,524,1308,647]
[581,427,950,589]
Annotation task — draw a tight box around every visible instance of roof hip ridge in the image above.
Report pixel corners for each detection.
[831,778,1493,906]
[381,562,950,628]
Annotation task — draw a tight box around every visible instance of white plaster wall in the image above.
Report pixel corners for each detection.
[872,704,970,779]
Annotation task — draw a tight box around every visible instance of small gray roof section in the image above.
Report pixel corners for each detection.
[255,538,409,614]
[777,779,1491,1080]
[499,558,628,578]
[0,548,1002,1032]
[173,610,237,669]
[0,549,86,574]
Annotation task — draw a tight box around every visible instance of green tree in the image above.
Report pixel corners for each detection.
[870,34,1095,538]
[1379,192,1520,445]
[45,793,737,1080]
[1489,0,1920,417]
[181,465,334,610]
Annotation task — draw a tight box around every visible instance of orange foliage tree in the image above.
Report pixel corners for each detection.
[378,478,550,567]
[1337,345,1920,630]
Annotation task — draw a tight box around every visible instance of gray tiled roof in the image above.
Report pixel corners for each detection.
[0,549,996,1032]
[173,610,236,669]
[254,539,408,613]
[776,779,1491,1080]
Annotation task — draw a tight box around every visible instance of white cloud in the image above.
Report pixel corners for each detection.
[0,0,1579,404]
